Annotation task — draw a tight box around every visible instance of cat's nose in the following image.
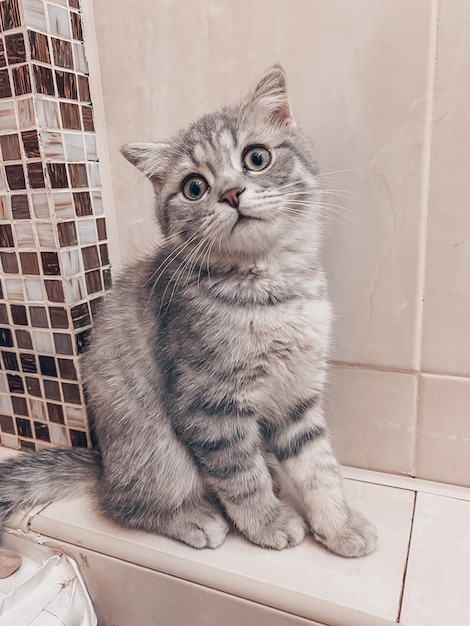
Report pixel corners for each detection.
[219,187,244,209]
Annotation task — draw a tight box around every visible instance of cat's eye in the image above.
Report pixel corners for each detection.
[242,146,272,172]
[182,175,209,201]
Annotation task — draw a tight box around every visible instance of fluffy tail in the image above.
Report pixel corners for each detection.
[0,448,101,525]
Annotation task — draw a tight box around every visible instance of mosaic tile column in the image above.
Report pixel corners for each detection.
[0,0,111,450]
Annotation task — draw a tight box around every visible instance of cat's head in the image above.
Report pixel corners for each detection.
[122,66,321,262]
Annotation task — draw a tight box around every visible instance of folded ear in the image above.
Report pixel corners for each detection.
[244,65,294,127]
[121,142,171,184]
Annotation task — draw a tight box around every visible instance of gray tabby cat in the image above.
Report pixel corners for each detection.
[0,67,376,556]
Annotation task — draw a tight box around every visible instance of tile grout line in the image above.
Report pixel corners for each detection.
[412,0,441,483]
[396,490,418,623]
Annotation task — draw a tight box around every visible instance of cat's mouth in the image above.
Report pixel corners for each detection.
[232,212,262,232]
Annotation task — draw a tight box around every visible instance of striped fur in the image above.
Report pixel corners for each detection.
[0,67,376,555]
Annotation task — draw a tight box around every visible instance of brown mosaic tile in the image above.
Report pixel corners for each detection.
[60,101,81,129]
[27,162,46,188]
[89,297,102,319]
[56,70,77,99]
[69,0,80,9]
[41,251,60,275]
[96,218,107,241]
[29,31,51,64]
[0,0,21,31]
[49,306,69,329]
[0,304,7,324]
[12,64,32,96]
[44,379,61,400]
[103,268,112,291]
[11,195,30,219]
[70,12,83,40]
[77,75,90,102]
[70,429,87,447]
[26,375,41,396]
[0,251,19,273]
[45,279,65,302]
[0,133,21,160]
[85,270,102,295]
[20,353,37,373]
[100,244,110,268]
[75,328,90,353]
[16,417,32,436]
[57,221,77,246]
[58,357,77,380]
[2,350,18,370]
[33,64,55,96]
[53,332,73,355]
[0,198,7,220]
[62,382,80,404]
[73,191,92,216]
[71,302,90,329]
[47,401,64,423]
[0,414,15,434]
[8,373,24,393]
[0,224,14,247]
[20,251,40,275]
[16,329,33,350]
[5,32,26,64]
[11,304,27,325]
[5,164,26,190]
[0,40,5,69]
[82,245,100,270]
[39,355,57,377]
[29,306,48,328]
[51,37,73,69]
[12,395,28,415]
[0,328,13,347]
[22,130,41,158]
[47,162,68,188]
[34,421,50,441]
[68,163,87,188]
[20,439,36,450]
[0,69,12,98]
[81,106,94,132]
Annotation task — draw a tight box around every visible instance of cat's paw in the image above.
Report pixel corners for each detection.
[168,504,230,549]
[247,505,306,550]
[314,510,377,558]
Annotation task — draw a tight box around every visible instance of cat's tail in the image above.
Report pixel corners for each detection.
[0,448,101,525]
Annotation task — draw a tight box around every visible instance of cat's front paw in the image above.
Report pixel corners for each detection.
[246,505,306,550]
[168,503,230,549]
[314,510,377,558]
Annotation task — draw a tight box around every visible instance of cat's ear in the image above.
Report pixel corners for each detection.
[121,142,171,184]
[245,65,294,127]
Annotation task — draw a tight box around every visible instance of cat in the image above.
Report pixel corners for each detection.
[0,66,376,556]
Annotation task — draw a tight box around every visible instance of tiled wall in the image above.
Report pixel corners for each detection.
[0,0,110,450]
[91,0,470,488]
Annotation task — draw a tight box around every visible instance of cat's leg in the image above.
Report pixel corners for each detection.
[264,398,377,557]
[177,415,305,550]
[96,435,229,549]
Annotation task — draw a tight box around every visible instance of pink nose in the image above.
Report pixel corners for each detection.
[219,187,244,209]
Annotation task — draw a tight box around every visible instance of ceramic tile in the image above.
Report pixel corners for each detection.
[36,98,60,128]
[60,248,80,275]
[47,4,72,39]
[24,278,44,301]
[16,97,35,128]
[23,0,48,32]
[63,131,84,160]
[400,492,470,626]
[416,374,470,487]
[0,101,17,130]
[11,195,30,219]
[31,479,414,623]
[29,31,51,64]
[31,192,50,218]
[53,191,74,218]
[36,222,56,247]
[325,365,416,475]
[77,218,96,244]
[421,0,470,377]
[41,129,65,158]
[14,222,35,247]
[0,0,22,31]
[5,33,27,65]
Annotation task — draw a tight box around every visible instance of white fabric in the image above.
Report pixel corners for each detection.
[0,537,97,626]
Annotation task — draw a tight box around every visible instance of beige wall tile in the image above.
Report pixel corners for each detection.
[422,0,470,376]
[94,1,433,368]
[416,374,470,487]
[325,365,417,474]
